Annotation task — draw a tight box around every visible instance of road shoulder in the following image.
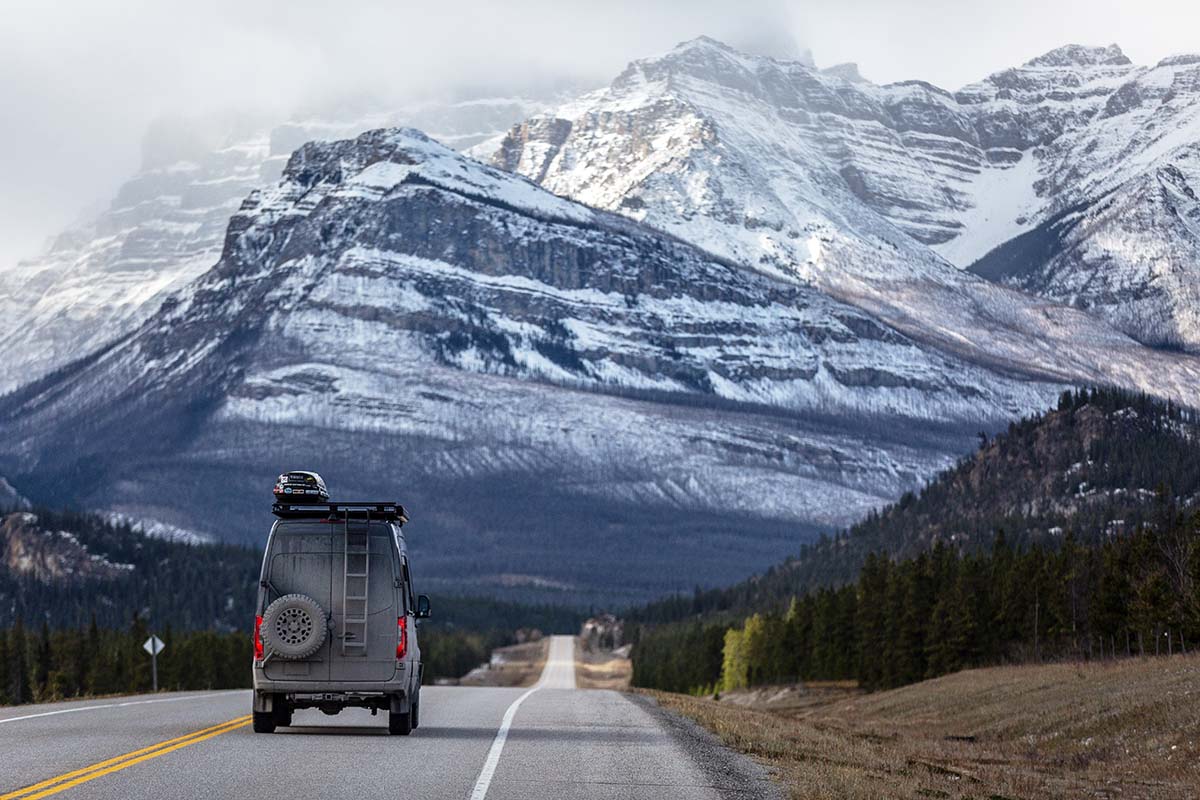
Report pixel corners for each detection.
[626,692,785,800]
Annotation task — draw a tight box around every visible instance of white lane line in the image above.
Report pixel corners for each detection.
[0,690,245,725]
[468,635,576,799]
[467,685,541,800]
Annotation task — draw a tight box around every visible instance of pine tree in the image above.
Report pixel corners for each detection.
[855,553,889,689]
[896,554,933,685]
[35,621,52,701]
[946,574,980,672]
[8,619,29,705]
[0,630,9,705]
[925,589,957,677]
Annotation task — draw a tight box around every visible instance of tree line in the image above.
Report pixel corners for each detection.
[0,508,260,632]
[1,507,586,704]
[633,387,1200,630]
[632,504,1200,694]
[1,616,250,705]
[0,613,531,705]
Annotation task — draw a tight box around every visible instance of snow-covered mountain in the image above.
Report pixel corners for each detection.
[485,37,1200,357]
[6,38,1200,603]
[963,51,1200,351]
[0,129,1060,605]
[0,95,567,394]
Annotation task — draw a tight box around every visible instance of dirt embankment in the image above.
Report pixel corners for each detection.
[575,643,632,690]
[649,654,1200,799]
[458,639,549,688]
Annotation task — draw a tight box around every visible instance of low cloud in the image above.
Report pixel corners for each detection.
[2,0,1197,269]
[0,0,804,268]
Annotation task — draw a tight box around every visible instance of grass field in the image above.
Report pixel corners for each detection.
[648,654,1200,799]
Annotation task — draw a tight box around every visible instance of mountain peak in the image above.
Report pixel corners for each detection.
[1157,53,1200,68]
[278,126,593,227]
[668,35,740,58]
[667,35,814,67]
[1024,43,1131,68]
[821,62,866,83]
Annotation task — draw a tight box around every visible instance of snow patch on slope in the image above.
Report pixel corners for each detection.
[936,152,1042,266]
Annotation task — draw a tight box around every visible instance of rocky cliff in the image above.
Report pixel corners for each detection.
[0,95,569,394]
[486,38,1200,355]
[1,512,132,583]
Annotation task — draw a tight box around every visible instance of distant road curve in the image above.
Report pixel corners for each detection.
[1,635,778,799]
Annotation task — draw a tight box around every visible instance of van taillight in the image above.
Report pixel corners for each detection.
[396,617,407,660]
[254,615,264,660]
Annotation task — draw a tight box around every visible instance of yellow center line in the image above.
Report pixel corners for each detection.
[2,715,251,800]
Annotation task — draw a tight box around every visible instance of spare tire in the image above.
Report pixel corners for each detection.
[261,594,327,660]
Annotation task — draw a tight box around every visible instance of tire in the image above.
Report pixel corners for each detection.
[260,594,327,660]
[410,694,419,730]
[252,711,276,734]
[273,696,293,728]
[388,709,412,735]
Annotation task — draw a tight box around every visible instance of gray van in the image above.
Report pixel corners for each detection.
[251,501,430,735]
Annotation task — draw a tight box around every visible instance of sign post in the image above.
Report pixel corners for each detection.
[143,635,165,692]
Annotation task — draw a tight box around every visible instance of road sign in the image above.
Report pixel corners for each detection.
[144,635,165,692]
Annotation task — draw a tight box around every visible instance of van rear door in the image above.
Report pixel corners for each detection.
[328,521,398,682]
[262,523,334,681]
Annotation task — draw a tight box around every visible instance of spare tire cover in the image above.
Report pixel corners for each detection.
[261,594,327,660]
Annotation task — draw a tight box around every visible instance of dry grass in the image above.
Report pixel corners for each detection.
[717,681,862,714]
[646,654,1200,799]
[575,642,632,690]
[458,639,548,687]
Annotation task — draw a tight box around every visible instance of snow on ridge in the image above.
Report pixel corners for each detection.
[340,129,595,224]
[1,96,567,395]
[103,512,213,545]
[1024,43,1131,68]
[488,37,1200,395]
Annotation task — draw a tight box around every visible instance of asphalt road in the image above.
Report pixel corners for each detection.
[1,636,777,800]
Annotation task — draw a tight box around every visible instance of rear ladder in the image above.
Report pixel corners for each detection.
[341,512,371,657]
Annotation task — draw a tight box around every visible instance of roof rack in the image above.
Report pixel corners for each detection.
[271,501,409,525]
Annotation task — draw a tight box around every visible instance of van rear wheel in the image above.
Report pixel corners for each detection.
[272,696,293,728]
[252,711,276,734]
[388,708,412,735]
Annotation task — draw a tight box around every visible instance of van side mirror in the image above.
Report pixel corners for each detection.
[416,595,431,619]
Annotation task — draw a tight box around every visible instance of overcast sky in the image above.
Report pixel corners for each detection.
[2,0,1198,270]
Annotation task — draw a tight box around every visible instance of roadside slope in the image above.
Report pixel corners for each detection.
[651,653,1200,799]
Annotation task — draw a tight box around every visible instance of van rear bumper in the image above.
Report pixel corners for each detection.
[253,678,408,693]
[252,681,413,714]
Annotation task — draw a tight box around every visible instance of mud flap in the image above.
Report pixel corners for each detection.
[253,692,275,713]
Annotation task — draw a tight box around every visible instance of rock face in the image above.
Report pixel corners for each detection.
[962,54,1200,351]
[0,129,1061,605]
[485,37,1200,356]
[0,96,568,394]
[1,513,132,583]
